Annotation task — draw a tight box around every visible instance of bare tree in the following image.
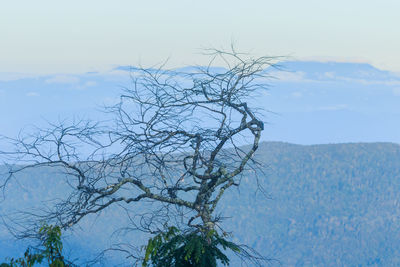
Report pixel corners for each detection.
[0,48,279,264]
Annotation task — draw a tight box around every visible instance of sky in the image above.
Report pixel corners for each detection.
[1,0,400,74]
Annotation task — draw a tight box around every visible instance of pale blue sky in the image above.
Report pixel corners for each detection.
[1,0,400,73]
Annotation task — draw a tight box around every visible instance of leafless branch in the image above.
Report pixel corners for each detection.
[0,48,279,262]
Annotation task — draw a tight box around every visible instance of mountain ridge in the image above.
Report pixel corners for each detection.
[1,141,400,266]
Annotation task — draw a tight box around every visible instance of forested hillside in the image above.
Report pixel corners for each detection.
[1,142,400,266]
[222,142,400,266]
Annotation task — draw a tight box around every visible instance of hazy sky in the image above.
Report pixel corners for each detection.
[1,0,400,74]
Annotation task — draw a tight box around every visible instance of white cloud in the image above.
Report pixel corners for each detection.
[45,75,80,84]
[291,91,303,98]
[26,92,39,97]
[316,104,348,111]
[393,88,400,96]
[76,81,98,90]
[334,76,400,86]
[299,56,370,64]
[0,73,38,81]
[324,72,335,79]
[84,81,97,87]
[269,71,307,82]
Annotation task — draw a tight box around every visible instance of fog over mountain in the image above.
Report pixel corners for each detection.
[1,142,400,266]
[0,61,399,144]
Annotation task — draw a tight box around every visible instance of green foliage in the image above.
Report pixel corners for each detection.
[1,224,67,267]
[143,227,241,267]
[0,248,44,267]
[38,224,64,266]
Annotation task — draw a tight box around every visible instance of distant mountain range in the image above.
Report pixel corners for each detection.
[1,141,400,266]
[0,61,399,144]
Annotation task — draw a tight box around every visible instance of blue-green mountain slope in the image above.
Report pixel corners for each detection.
[1,142,400,266]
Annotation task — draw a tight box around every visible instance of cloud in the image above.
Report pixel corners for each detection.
[324,72,335,79]
[84,81,97,87]
[291,91,303,98]
[102,70,132,82]
[269,71,307,82]
[271,61,400,85]
[333,76,400,86]
[0,73,38,81]
[299,56,370,64]
[76,81,98,90]
[393,88,400,96]
[45,75,80,84]
[315,104,348,111]
[26,92,39,97]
